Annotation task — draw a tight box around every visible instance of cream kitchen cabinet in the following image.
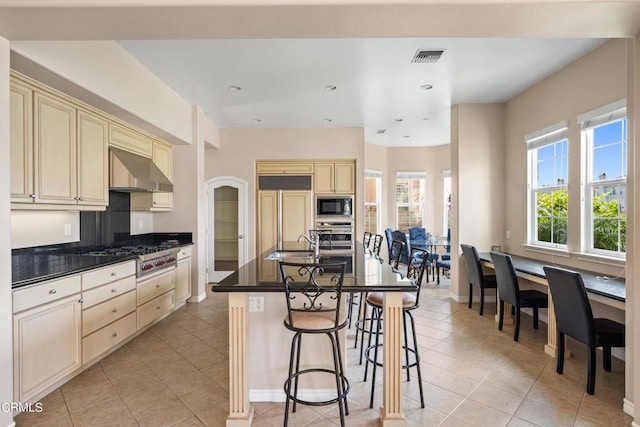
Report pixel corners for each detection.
[136,269,176,329]
[10,74,109,209]
[256,162,313,175]
[13,276,82,403]
[130,140,174,211]
[314,162,355,194]
[176,246,192,304]
[108,122,153,158]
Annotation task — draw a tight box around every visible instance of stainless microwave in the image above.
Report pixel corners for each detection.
[316,196,353,217]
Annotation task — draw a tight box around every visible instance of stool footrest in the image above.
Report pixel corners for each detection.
[364,343,421,369]
[284,368,350,407]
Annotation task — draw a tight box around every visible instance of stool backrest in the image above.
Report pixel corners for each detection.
[461,244,483,287]
[363,231,373,249]
[543,265,595,346]
[407,247,429,305]
[372,234,384,257]
[490,251,520,306]
[389,240,405,269]
[279,261,346,329]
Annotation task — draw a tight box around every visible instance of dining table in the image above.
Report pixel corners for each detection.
[408,236,449,282]
[211,241,418,427]
[478,252,625,357]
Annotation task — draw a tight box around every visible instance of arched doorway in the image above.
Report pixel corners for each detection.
[206,177,248,282]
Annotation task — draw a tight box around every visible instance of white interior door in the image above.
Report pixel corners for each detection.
[206,177,247,283]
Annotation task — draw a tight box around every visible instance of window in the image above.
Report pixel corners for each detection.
[526,122,569,248]
[364,170,382,234]
[580,100,627,257]
[396,172,425,231]
[443,170,451,236]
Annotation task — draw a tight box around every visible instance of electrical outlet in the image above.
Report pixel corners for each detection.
[248,296,264,312]
[64,224,72,236]
[506,230,511,239]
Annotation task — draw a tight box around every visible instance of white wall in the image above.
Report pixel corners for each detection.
[451,103,505,302]
[10,41,192,146]
[0,36,15,427]
[11,211,80,248]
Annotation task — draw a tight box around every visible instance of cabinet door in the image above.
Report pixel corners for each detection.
[281,191,312,243]
[334,162,355,194]
[152,141,173,209]
[14,294,82,402]
[77,110,109,206]
[258,191,278,282]
[34,92,77,204]
[314,163,335,193]
[176,257,192,303]
[10,80,34,203]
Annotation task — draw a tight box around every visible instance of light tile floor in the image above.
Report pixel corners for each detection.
[16,277,631,426]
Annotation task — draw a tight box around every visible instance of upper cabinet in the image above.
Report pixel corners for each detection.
[314,162,355,194]
[11,74,109,210]
[256,162,313,175]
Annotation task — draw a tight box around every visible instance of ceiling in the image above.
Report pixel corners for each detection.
[119,37,606,147]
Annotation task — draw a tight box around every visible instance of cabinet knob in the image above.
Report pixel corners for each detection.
[111,272,117,277]
[153,201,157,205]
[49,289,57,294]
[156,306,161,310]
[78,298,84,304]
[239,235,244,239]
[156,284,160,288]
[30,194,36,199]
[111,288,117,293]
[112,308,118,313]
[79,197,84,201]
[112,332,117,338]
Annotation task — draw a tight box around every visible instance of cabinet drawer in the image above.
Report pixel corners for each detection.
[13,275,82,313]
[137,269,175,305]
[137,290,175,329]
[108,123,153,157]
[82,290,136,336]
[82,275,136,308]
[178,246,192,260]
[82,261,136,291]
[82,312,136,364]
[256,162,313,174]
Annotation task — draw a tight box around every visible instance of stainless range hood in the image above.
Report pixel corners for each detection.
[109,148,173,193]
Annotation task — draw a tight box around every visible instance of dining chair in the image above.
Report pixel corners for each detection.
[460,244,497,316]
[441,228,451,261]
[391,230,409,265]
[409,226,438,266]
[543,265,625,395]
[491,252,548,341]
[279,261,349,426]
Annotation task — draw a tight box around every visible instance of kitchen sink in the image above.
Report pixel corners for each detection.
[265,250,314,260]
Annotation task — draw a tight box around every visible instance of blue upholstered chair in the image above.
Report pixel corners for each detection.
[441,228,451,261]
[409,226,438,266]
[391,230,409,265]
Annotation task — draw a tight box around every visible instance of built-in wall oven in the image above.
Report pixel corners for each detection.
[315,221,353,251]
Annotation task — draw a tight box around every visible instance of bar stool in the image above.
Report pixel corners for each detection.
[347,232,374,327]
[363,247,427,408]
[280,261,349,426]
[363,231,373,250]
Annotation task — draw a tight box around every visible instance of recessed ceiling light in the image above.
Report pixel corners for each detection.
[394,118,403,122]
[325,85,337,91]
[402,135,410,138]
[323,118,333,123]
[376,129,386,134]
[252,119,262,123]
[229,85,242,91]
[420,84,433,90]
[422,117,429,121]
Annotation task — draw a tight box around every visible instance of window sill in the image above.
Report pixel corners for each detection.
[521,244,570,258]
[573,252,625,268]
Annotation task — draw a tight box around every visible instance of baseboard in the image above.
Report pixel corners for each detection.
[249,389,338,403]
[188,292,206,303]
[624,398,634,417]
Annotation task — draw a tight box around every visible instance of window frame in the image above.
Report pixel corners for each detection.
[580,101,627,258]
[526,122,569,250]
[364,170,382,235]
[395,172,426,232]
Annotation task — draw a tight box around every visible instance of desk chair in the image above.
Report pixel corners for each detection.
[461,244,497,316]
[280,261,349,426]
[543,266,625,395]
[491,252,548,341]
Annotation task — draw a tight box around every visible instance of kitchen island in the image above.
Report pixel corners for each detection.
[212,242,417,427]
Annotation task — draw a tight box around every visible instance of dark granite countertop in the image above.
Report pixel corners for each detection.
[212,242,417,293]
[478,252,625,302]
[12,233,193,289]
[12,253,138,288]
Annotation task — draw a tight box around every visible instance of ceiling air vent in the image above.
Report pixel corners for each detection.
[412,49,444,64]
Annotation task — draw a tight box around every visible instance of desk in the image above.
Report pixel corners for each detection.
[212,243,416,427]
[478,252,625,357]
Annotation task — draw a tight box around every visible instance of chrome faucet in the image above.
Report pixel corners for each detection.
[297,233,320,257]
[297,234,313,244]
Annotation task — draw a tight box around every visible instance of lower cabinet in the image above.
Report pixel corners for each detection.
[83,312,137,364]
[176,247,192,304]
[137,290,176,329]
[13,293,82,402]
